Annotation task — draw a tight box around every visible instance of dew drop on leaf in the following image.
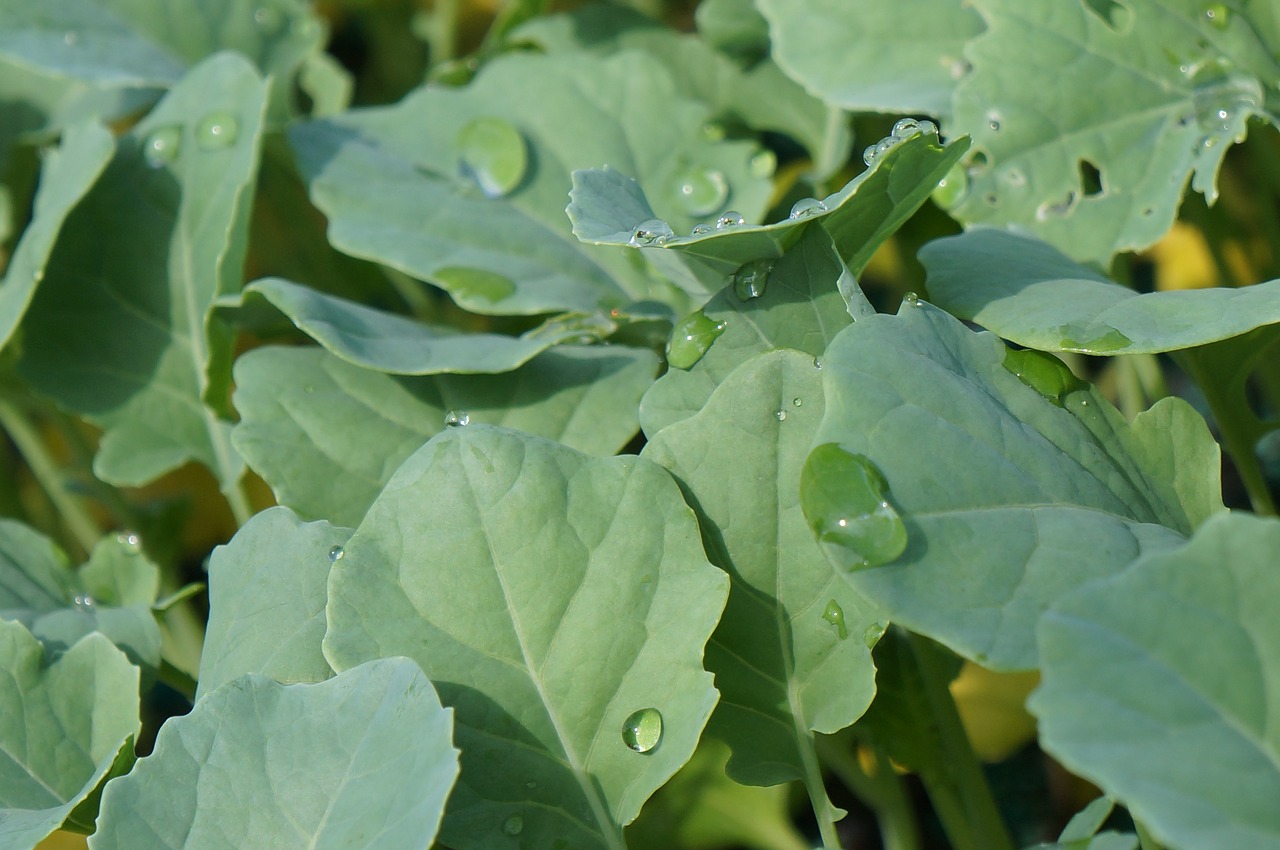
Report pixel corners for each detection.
[715,210,746,229]
[116,530,142,553]
[863,621,887,648]
[1203,3,1229,28]
[143,127,181,169]
[701,122,726,142]
[629,218,675,247]
[813,356,823,370]
[749,149,776,178]
[328,545,344,562]
[253,5,284,33]
[622,707,663,753]
[456,117,527,199]
[673,165,729,216]
[775,409,787,421]
[821,599,848,640]
[1002,348,1086,408]
[196,112,239,150]
[444,410,471,428]
[502,815,523,836]
[792,397,803,407]
[690,223,713,235]
[903,292,920,307]
[666,311,727,370]
[800,444,908,571]
[789,197,827,219]
[72,593,95,609]
[731,257,774,301]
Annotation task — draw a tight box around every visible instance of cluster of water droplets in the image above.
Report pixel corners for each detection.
[141,110,240,169]
[863,117,939,168]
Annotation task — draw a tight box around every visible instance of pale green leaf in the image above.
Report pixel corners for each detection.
[0,621,139,850]
[77,534,160,609]
[811,301,1223,669]
[1031,512,1280,850]
[290,49,771,315]
[197,506,351,698]
[757,0,983,115]
[923,228,1280,354]
[90,658,458,850]
[694,0,769,59]
[645,349,882,795]
[232,344,656,527]
[0,519,74,616]
[324,426,729,850]
[18,52,266,488]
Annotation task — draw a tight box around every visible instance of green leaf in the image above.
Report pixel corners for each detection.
[923,228,1280,354]
[810,301,1223,669]
[757,0,984,115]
[950,0,1280,264]
[197,506,351,698]
[324,426,729,850]
[232,344,657,527]
[694,0,770,59]
[569,130,967,279]
[78,534,160,609]
[18,52,267,488]
[1031,512,1280,850]
[0,518,75,616]
[91,658,458,850]
[0,621,139,849]
[644,350,882,801]
[290,49,771,315]
[0,120,113,353]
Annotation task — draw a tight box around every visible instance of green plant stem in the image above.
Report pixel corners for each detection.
[818,734,922,850]
[1134,820,1166,850]
[0,398,99,557]
[222,474,254,528]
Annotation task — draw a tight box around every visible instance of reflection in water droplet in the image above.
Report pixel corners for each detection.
[196,112,239,150]
[456,117,527,199]
[622,707,663,753]
[667,312,727,370]
[444,410,471,428]
[690,223,713,235]
[329,545,344,562]
[775,409,787,421]
[732,257,774,301]
[800,444,908,571]
[630,218,675,247]
[117,531,142,553]
[789,197,827,219]
[143,126,181,168]
[863,622,887,648]
[822,599,848,640]
[749,149,776,178]
[674,165,729,216]
[502,815,523,836]
[716,211,746,229]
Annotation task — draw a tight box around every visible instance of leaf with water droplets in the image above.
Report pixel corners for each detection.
[324,426,728,850]
[813,301,1223,669]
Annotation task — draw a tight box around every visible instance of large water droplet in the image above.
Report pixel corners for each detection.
[863,621,887,648]
[732,258,774,301]
[456,117,527,199]
[502,815,524,836]
[1002,348,1086,407]
[143,126,181,168]
[891,117,937,141]
[822,599,848,640]
[328,545,344,562]
[789,197,827,219]
[622,707,663,753]
[800,444,908,571]
[715,210,746,229]
[444,410,471,428]
[629,218,675,247]
[196,112,239,150]
[667,311,727,369]
[673,165,729,216]
[1203,2,1229,28]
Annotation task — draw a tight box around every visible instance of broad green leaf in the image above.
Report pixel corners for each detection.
[232,344,657,527]
[638,227,854,437]
[0,621,139,849]
[923,228,1280,354]
[569,130,967,279]
[90,658,458,850]
[0,518,75,616]
[18,53,266,489]
[757,0,983,116]
[810,301,1223,669]
[645,349,882,802]
[290,49,771,316]
[950,0,1280,264]
[197,506,351,698]
[1031,512,1280,850]
[0,120,112,352]
[77,534,160,609]
[325,426,729,850]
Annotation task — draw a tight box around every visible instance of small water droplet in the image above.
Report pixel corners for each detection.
[444,410,471,428]
[792,397,803,407]
[821,599,848,640]
[775,409,787,421]
[813,356,823,370]
[72,593,95,609]
[667,311,727,370]
[524,780,537,790]
[328,545,344,562]
[622,707,663,753]
[253,5,284,32]
[457,117,527,199]
[701,123,726,142]
[862,144,880,167]
[933,162,968,208]
[502,815,524,836]
[731,257,774,301]
[715,210,746,229]
[673,165,729,216]
[196,112,239,150]
[143,126,181,168]
[749,149,776,178]
[629,219,675,247]
[788,197,827,219]
[116,531,142,553]
[988,117,1001,132]
[800,444,908,571]
[863,621,887,648]
[1203,3,1229,28]
[903,292,920,307]
[690,223,713,235]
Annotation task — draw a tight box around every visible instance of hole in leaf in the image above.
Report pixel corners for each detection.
[1082,0,1133,31]
[1078,159,1104,196]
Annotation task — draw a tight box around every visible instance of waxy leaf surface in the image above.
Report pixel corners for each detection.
[812,302,1223,668]
[1032,512,1280,850]
[90,659,457,850]
[325,426,729,850]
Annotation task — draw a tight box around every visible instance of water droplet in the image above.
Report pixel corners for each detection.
[253,5,284,32]
[143,126,181,168]
[524,780,537,790]
[891,118,937,140]
[988,116,1001,132]
[456,117,527,199]
[1203,3,1228,27]
[863,622,887,648]
[701,123,726,142]
[731,257,774,301]
[813,356,823,370]
[502,815,524,836]
[903,291,920,307]
[792,397,803,407]
[949,57,973,79]
[933,162,968,208]
[328,545,344,562]
[629,218,675,247]
[788,197,827,219]
[72,593,95,609]
[116,531,142,553]
[800,444,908,571]
[749,149,776,178]
[862,144,880,167]
[622,707,663,753]
[1003,348,1086,407]
[196,112,239,150]
[715,210,746,229]
[690,223,713,235]
[667,311,727,370]
[673,165,729,216]
[822,599,848,640]
[775,409,787,421]
[444,410,471,428]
